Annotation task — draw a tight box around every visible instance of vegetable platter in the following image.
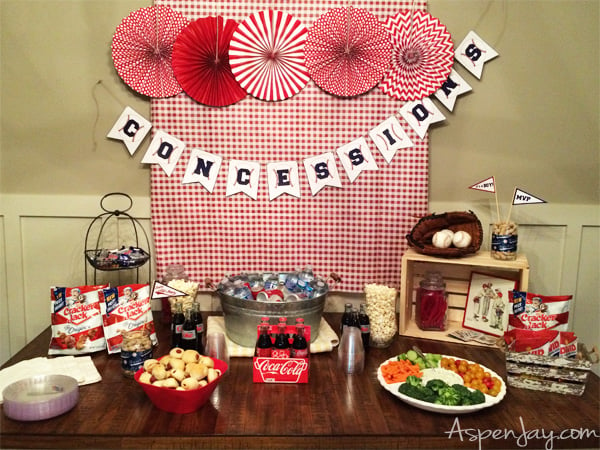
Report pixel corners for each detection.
[377,351,506,414]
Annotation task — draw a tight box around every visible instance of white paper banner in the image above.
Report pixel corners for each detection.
[400,98,446,140]
[469,176,496,193]
[225,159,261,200]
[182,149,222,193]
[266,161,301,200]
[455,30,499,79]
[141,130,186,176]
[368,115,414,164]
[512,188,547,205]
[434,69,473,112]
[336,137,379,183]
[303,152,343,196]
[106,106,152,155]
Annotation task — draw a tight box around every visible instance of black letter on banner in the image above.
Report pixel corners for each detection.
[348,148,365,166]
[193,158,214,177]
[412,104,429,122]
[156,142,174,160]
[236,168,251,185]
[315,162,330,180]
[123,119,140,137]
[465,43,482,62]
[441,77,458,96]
[276,169,290,186]
[382,129,397,146]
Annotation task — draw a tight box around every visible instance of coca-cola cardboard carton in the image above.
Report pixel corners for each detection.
[253,323,311,384]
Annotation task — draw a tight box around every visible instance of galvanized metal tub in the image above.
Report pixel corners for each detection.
[218,290,327,347]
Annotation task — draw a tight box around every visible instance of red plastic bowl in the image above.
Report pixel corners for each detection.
[134,357,228,414]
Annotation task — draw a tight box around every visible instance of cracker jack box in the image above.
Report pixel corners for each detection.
[253,323,311,384]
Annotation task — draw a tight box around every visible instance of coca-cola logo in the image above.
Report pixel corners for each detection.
[254,358,309,383]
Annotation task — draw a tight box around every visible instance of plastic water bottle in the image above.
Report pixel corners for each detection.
[232,279,253,300]
[285,268,300,292]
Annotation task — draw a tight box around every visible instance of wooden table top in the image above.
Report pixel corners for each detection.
[1,312,598,449]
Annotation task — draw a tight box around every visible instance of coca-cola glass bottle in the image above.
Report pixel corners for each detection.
[180,308,197,350]
[255,317,273,357]
[171,302,184,348]
[272,317,290,358]
[340,303,353,335]
[191,302,204,353]
[358,303,370,350]
[291,322,309,358]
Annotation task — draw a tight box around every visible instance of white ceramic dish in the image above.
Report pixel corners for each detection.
[2,375,79,421]
[377,355,506,414]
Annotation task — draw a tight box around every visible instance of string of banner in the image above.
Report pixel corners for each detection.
[108,30,500,201]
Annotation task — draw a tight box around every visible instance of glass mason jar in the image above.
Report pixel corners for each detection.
[491,221,518,261]
[161,264,190,324]
[364,284,397,348]
[121,330,153,378]
[415,271,447,331]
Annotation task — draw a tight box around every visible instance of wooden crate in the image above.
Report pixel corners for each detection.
[505,351,592,396]
[399,249,530,346]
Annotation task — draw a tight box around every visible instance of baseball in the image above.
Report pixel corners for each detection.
[432,229,454,248]
[452,230,472,248]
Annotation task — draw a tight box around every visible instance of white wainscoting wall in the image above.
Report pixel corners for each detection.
[1,194,598,375]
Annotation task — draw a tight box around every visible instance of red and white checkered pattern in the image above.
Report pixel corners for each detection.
[150,0,429,293]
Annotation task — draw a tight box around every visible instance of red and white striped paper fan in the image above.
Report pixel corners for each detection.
[304,7,392,97]
[379,9,454,101]
[229,10,309,102]
[111,5,189,98]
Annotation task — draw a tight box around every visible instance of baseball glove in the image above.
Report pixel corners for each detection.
[406,211,483,257]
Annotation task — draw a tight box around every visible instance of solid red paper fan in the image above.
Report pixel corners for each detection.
[229,10,309,102]
[379,9,454,101]
[111,5,189,98]
[172,16,246,107]
[304,7,392,98]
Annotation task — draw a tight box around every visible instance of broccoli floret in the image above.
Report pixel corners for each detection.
[451,383,471,398]
[405,375,423,387]
[426,379,449,393]
[398,383,437,403]
[434,386,462,406]
[468,389,486,405]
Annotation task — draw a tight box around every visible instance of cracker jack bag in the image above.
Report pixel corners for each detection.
[99,284,157,354]
[508,290,571,332]
[49,285,107,355]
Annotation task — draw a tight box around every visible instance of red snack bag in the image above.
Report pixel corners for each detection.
[49,285,107,355]
[99,284,157,354]
[504,328,560,356]
[559,331,578,358]
[508,291,571,332]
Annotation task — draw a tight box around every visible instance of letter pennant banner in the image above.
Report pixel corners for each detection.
[107,106,152,155]
[455,31,499,79]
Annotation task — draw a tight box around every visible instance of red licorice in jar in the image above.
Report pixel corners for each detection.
[415,272,448,331]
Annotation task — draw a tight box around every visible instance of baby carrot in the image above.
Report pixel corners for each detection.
[381,359,423,384]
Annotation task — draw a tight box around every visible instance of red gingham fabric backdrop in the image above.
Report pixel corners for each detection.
[150,0,429,292]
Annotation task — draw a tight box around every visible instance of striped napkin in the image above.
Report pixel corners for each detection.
[206,316,340,357]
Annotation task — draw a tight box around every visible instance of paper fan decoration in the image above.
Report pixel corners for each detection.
[172,16,246,107]
[379,9,454,101]
[111,5,189,98]
[304,7,392,97]
[229,10,309,102]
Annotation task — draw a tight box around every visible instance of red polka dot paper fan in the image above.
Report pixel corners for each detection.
[304,7,392,98]
[111,5,189,98]
[230,10,309,102]
[172,16,246,107]
[379,9,454,101]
